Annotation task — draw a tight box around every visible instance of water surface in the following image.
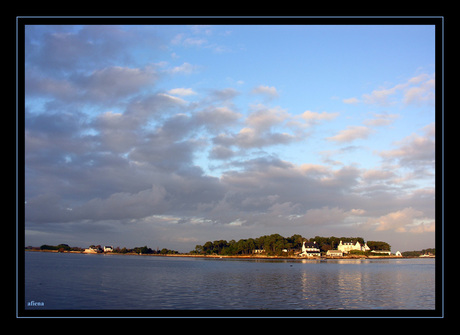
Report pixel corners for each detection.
[24,252,435,310]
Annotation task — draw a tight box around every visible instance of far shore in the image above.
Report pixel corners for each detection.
[25,249,428,260]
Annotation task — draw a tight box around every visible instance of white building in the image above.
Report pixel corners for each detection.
[337,240,370,253]
[83,248,98,254]
[103,246,113,252]
[299,241,321,257]
[370,250,391,255]
[326,250,343,257]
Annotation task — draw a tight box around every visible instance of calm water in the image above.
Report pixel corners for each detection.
[24,252,435,310]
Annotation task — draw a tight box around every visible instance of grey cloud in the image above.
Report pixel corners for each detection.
[378,123,435,182]
[208,88,239,102]
[26,25,160,73]
[208,105,306,153]
[195,107,242,132]
[208,145,235,160]
[73,66,159,103]
[26,65,160,108]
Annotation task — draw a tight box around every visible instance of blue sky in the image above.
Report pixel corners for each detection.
[24,23,436,252]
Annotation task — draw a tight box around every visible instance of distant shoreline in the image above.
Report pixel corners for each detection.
[25,249,431,259]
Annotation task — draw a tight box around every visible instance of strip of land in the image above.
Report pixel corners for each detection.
[25,248,431,259]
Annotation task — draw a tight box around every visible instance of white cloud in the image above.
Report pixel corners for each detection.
[169,62,199,74]
[379,123,435,169]
[327,126,373,143]
[251,85,279,99]
[362,73,435,107]
[167,88,197,96]
[156,93,187,105]
[362,85,402,106]
[182,37,207,47]
[342,97,360,104]
[362,168,396,182]
[363,113,399,127]
[364,207,433,233]
[299,110,339,126]
[246,105,288,131]
[403,78,435,105]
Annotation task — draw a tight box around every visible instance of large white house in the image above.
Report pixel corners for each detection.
[337,240,370,254]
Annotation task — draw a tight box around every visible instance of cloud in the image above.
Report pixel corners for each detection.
[378,123,435,170]
[195,107,242,131]
[327,126,373,143]
[362,73,435,107]
[363,207,434,233]
[363,113,399,127]
[403,78,435,105]
[300,207,347,226]
[362,85,402,106]
[210,105,303,150]
[362,168,396,182]
[26,65,159,107]
[171,32,207,48]
[167,88,197,96]
[26,25,161,74]
[342,97,360,104]
[251,85,279,99]
[207,88,240,102]
[208,145,236,160]
[76,66,158,103]
[168,62,199,74]
[299,110,339,125]
[246,105,288,131]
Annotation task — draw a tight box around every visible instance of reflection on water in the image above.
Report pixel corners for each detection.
[25,252,435,310]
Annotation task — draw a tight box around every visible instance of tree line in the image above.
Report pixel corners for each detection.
[39,244,83,252]
[35,244,179,255]
[190,234,390,256]
[401,248,435,257]
[89,245,179,254]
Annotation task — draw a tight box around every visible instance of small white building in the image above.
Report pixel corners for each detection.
[395,251,402,257]
[370,250,391,255]
[326,250,343,257]
[103,246,113,252]
[83,248,98,254]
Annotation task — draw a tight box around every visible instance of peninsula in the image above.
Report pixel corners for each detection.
[25,234,434,259]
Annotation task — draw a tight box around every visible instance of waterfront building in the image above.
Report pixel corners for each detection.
[326,250,343,257]
[337,240,370,254]
[299,241,321,257]
[371,250,391,255]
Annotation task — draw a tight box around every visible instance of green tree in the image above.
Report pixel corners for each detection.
[57,244,71,251]
[367,241,391,251]
[193,245,203,254]
[287,234,303,249]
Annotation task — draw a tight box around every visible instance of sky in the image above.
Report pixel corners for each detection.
[23,23,436,253]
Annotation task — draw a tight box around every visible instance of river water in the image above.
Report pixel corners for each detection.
[24,251,435,311]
